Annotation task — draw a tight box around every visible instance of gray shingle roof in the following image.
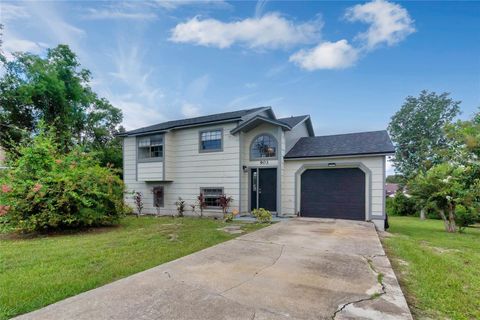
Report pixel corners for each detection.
[230,115,292,134]
[122,107,266,136]
[285,130,395,159]
[278,115,309,128]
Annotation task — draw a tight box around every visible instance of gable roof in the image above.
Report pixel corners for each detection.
[120,107,269,136]
[285,130,395,159]
[230,115,292,134]
[278,115,309,128]
[278,115,315,136]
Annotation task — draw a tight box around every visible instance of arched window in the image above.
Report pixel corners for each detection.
[250,134,277,159]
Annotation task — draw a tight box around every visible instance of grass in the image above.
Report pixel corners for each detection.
[0,216,267,319]
[382,216,480,320]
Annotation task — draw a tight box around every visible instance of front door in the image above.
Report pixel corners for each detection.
[251,168,277,212]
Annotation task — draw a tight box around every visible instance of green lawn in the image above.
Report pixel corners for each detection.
[382,216,480,320]
[0,216,267,319]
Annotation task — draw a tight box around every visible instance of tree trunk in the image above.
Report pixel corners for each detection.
[438,209,450,232]
[420,208,426,220]
[448,205,457,233]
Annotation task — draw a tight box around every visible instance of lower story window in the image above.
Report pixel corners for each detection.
[200,187,223,208]
[153,186,164,207]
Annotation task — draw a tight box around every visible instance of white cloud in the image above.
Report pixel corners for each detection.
[82,8,157,20]
[4,1,87,61]
[92,40,167,130]
[288,0,414,71]
[0,3,30,22]
[255,0,269,17]
[346,0,415,50]
[289,40,358,70]
[153,0,231,10]
[170,13,321,49]
[110,43,164,108]
[0,3,48,60]
[2,37,47,60]
[181,102,202,118]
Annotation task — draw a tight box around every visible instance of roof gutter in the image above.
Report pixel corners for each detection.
[284,152,395,161]
[117,118,242,137]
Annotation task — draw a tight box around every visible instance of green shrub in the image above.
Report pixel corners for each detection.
[0,128,128,232]
[224,212,235,222]
[386,197,394,216]
[387,192,417,216]
[455,205,479,232]
[252,208,272,223]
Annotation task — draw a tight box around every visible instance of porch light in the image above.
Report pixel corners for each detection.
[242,165,248,172]
[328,163,336,167]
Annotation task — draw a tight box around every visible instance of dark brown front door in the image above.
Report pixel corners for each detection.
[300,168,365,220]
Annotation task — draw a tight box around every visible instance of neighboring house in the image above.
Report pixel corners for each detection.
[119,107,395,230]
[385,183,399,197]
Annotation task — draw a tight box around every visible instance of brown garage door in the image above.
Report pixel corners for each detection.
[300,168,365,220]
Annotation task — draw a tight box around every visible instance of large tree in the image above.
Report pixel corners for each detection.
[445,109,480,202]
[408,163,479,232]
[388,90,461,180]
[0,45,123,167]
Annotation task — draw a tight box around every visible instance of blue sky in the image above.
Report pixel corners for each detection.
[1,0,479,137]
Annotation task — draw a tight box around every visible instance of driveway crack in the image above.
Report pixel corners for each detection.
[162,268,290,319]
[221,244,286,294]
[331,255,387,319]
[234,238,284,247]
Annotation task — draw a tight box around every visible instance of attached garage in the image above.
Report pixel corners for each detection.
[282,130,396,230]
[300,168,365,220]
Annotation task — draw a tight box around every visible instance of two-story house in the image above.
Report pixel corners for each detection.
[119,106,394,230]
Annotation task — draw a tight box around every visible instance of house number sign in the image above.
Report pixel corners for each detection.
[260,160,269,165]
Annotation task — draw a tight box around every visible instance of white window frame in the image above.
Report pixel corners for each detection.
[199,129,223,153]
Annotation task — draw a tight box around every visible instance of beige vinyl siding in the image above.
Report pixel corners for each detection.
[123,123,240,216]
[168,123,239,216]
[137,162,163,181]
[164,133,174,181]
[282,156,385,219]
[284,121,309,152]
[278,129,286,214]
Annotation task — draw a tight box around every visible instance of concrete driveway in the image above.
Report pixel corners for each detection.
[16,219,412,320]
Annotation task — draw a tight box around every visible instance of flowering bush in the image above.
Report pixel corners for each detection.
[0,128,129,232]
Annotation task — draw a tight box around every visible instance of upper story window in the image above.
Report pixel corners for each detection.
[138,134,163,161]
[199,129,223,152]
[251,134,277,159]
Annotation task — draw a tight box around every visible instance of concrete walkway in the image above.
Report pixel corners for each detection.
[16,219,412,320]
